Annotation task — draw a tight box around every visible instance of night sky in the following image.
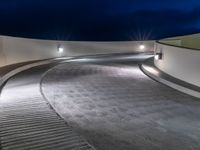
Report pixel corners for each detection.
[0,0,200,41]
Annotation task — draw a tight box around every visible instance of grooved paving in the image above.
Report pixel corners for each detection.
[42,63,200,150]
[0,64,94,150]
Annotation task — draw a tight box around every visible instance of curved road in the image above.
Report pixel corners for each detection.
[1,54,200,150]
[0,62,95,150]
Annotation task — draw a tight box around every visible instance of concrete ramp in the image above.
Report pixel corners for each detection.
[0,63,95,150]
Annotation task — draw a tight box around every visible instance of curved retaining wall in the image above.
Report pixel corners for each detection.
[154,42,200,87]
[0,36,154,67]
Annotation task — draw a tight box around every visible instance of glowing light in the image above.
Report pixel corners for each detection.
[139,44,145,50]
[154,53,162,60]
[58,47,64,53]
[154,54,159,60]
[143,65,159,75]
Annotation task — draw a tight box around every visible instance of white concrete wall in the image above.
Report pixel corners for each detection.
[0,36,154,67]
[154,42,200,87]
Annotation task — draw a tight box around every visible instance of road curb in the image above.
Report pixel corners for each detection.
[140,58,200,99]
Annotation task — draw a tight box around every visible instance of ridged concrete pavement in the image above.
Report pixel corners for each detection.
[0,63,95,150]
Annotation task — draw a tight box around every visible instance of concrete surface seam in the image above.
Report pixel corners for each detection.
[139,64,200,99]
[39,62,96,150]
[0,60,53,150]
[0,60,54,94]
[0,60,94,150]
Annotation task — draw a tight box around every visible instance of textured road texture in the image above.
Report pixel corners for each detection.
[0,63,95,150]
[42,62,200,150]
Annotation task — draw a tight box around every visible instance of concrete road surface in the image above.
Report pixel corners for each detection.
[42,61,200,150]
[1,53,200,150]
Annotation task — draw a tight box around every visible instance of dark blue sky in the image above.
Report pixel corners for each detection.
[0,0,200,41]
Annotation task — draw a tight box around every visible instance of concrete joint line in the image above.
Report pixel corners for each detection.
[140,64,200,99]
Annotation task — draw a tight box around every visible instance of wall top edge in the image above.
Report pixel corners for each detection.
[156,40,200,51]
[0,35,154,43]
[159,33,200,41]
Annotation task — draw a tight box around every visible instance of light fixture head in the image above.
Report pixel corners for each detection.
[154,52,162,60]
[57,45,64,53]
[139,44,145,50]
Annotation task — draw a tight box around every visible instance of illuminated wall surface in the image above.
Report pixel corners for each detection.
[0,36,154,67]
[1,33,200,88]
[155,33,200,87]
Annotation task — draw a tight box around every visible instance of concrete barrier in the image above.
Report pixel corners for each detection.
[0,36,154,67]
[154,41,200,87]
